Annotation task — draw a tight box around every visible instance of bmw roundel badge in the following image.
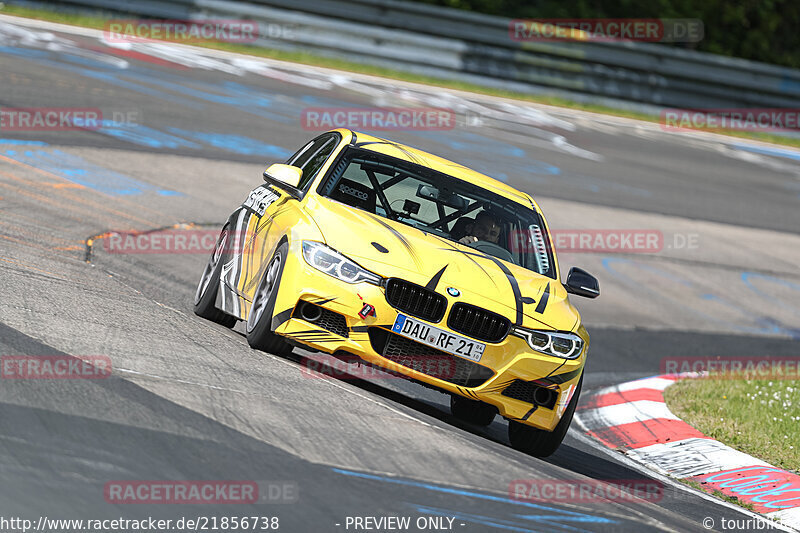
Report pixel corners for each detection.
[447,287,461,297]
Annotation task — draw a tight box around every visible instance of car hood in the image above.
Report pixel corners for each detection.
[305,196,579,331]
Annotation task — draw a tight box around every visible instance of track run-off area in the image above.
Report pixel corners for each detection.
[1,14,799,532]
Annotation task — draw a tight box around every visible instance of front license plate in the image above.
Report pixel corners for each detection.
[391,314,485,363]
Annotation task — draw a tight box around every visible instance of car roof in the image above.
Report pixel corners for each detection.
[334,129,535,207]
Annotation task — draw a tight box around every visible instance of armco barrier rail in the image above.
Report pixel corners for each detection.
[28,0,800,110]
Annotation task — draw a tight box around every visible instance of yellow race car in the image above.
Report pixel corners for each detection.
[194,129,599,457]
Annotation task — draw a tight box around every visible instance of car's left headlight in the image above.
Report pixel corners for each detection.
[302,241,381,285]
[512,328,584,359]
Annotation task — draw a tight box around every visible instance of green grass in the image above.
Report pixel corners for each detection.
[681,479,756,511]
[0,3,109,30]
[3,3,800,149]
[665,378,800,472]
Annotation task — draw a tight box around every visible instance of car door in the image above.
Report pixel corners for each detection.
[233,133,341,309]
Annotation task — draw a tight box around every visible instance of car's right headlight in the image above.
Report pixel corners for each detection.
[302,241,381,285]
[512,328,584,359]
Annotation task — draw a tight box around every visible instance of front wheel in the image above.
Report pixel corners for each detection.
[508,375,582,458]
[194,225,237,328]
[246,242,292,355]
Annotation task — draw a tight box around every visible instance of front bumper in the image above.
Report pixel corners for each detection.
[270,251,586,431]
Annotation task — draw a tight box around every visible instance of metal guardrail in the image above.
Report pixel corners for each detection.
[25,0,800,110]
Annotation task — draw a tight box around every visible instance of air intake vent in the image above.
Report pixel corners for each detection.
[502,380,557,409]
[292,302,349,338]
[385,278,447,323]
[371,329,494,388]
[447,303,510,343]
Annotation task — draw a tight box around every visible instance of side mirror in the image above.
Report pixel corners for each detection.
[263,164,303,197]
[564,267,599,299]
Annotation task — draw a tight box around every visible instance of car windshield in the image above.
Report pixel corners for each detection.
[318,147,556,279]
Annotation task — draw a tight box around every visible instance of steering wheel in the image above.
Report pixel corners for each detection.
[468,240,514,263]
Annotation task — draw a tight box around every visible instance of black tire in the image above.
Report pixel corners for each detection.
[508,375,583,458]
[450,395,497,426]
[194,224,237,328]
[246,241,293,355]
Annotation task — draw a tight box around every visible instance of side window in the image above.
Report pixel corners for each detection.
[285,135,339,191]
[297,137,338,190]
[286,141,315,166]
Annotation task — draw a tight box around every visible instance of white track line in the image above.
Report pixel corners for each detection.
[116,367,248,393]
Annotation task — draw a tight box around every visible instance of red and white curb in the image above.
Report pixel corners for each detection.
[574,374,800,530]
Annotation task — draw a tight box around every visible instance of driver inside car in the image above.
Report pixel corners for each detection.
[458,211,501,245]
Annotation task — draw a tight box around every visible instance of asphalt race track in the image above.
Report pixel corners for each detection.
[1,15,800,532]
